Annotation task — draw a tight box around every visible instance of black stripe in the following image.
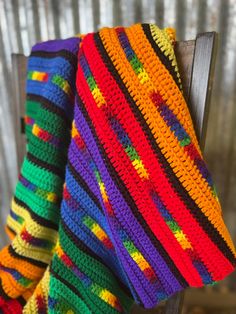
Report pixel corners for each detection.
[61,219,133,299]
[18,172,62,206]
[49,268,91,311]
[87,32,189,288]
[75,96,180,305]
[27,151,65,180]
[141,23,182,90]
[8,245,47,268]
[93,32,236,266]
[16,296,26,307]
[26,93,72,129]
[0,278,26,306]
[67,160,105,215]
[76,93,165,305]
[49,267,103,314]
[5,225,16,236]
[0,278,10,300]
[30,49,78,68]
[13,196,58,231]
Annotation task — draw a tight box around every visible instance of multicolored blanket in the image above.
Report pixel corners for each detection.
[0,22,235,314]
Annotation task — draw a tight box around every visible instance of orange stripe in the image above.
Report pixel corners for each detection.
[1,271,29,299]
[98,25,235,257]
[0,246,44,280]
[125,25,235,251]
[5,225,16,241]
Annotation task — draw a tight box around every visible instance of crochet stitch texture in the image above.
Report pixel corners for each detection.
[0,22,236,313]
[0,36,81,313]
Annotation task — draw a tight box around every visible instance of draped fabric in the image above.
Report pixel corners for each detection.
[1,1,236,259]
[0,22,236,313]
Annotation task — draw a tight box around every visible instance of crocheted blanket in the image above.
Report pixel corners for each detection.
[0,22,235,314]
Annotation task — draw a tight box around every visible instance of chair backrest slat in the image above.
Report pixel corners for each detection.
[175,39,195,102]
[164,31,217,314]
[11,54,27,172]
[187,32,217,150]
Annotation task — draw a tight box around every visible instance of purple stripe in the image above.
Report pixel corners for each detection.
[68,139,101,203]
[61,198,129,289]
[64,150,106,227]
[32,37,81,54]
[66,143,137,288]
[74,97,182,297]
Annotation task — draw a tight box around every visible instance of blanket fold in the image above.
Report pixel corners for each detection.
[0,22,235,314]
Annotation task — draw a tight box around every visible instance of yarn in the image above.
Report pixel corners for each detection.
[1,22,236,313]
[0,36,82,313]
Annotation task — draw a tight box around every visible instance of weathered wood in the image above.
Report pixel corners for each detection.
[163,32,218,314]
[11,53,27,173]
[163,291,184,314]
[175,39,195,102]
[184,290,236,309]
[187,32,217,150]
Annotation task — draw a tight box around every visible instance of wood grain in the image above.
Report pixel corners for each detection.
[187,32,217,150]
[11,53,27,173]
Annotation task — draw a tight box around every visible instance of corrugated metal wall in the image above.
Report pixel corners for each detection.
[0,0,236,256]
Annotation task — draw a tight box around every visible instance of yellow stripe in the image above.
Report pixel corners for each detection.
[149,24,182,87]
[137,68,149,84]
[130,251,151,271]
[99,182,109,202]
[23,267,50,313]
[92,87,106,107]
[98,25,236,254]
[6,215,21,235]
[131,159,149,179]
[99,289,119,308]
[91,223,107,242]
[174,230,192,250]
[8,198,58,241]
[71,120,79,138]
[12,237,55,264]
[32,123,41,136]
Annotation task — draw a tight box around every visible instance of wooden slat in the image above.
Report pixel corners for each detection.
[188,32,217,149]
[163,291,184,314]
[11,53,27,173]
[163,32,218,314]
[174,39,195,102]
[184,290,236,309]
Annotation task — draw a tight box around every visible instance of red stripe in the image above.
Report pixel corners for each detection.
[36,295,47,313]
[21,229,33,242]
[77,32,235,282]
[76,35,201,286]
[0,298,23,313]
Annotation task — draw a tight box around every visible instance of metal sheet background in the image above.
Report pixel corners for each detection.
[0,0,235,269]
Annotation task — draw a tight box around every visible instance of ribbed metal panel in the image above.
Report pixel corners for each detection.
[0,0,235,260]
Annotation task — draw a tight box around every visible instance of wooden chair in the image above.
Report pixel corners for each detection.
[11,31,218,314]
[163,31,217,314]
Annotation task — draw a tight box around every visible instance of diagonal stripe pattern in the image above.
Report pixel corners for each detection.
[1,22,236,314]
